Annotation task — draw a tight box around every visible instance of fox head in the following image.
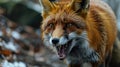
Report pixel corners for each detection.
[40,0,92,60]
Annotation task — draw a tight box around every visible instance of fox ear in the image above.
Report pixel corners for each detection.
[69,0,90,18]
[39,0,54,18]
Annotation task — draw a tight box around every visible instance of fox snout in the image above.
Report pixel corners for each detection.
[51,38,59,44]
[50,36,69,46]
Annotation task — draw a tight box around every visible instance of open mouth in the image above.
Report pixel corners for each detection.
[55,40,72,60]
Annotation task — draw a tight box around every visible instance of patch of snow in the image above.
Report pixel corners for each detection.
[1,60,26,67]
[4,41,18,52]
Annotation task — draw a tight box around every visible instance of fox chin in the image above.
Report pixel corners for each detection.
[39,0,117,67]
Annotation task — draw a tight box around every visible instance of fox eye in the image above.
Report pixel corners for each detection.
[47,23,54,28]
[66,23,73,27]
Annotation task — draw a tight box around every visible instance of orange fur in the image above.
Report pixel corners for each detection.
[40,0,117,67]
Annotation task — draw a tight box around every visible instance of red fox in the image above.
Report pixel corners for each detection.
[39,0,117,67]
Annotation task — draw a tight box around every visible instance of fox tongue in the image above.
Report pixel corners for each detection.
[57,46,66,60]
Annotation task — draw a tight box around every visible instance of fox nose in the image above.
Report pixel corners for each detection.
[52,38,59,44]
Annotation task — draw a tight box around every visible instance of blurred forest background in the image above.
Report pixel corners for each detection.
[0,0,120,67]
